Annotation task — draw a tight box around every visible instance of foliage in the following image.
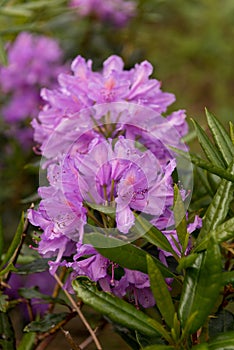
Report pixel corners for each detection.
[0,1,233,349]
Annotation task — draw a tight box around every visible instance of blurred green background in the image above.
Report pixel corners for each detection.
[0,1,233,348]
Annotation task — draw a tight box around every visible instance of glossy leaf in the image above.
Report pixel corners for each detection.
[208,330,234,349]
[194,216,234,252]
[206,109,234,166]
[24,313,69,333]
[197,160,234,242]
[18,287,67,307]
[85,233,176,278]
[177,253,198,271]
[0,212,24,270]
[191,118,225,167]
[173,184,187,254]
[0,294,9,312]
[147,255,175,329]
[170,147,234,182]
[230,122,234,145]
[178,236,222,334]
[0,312,16,350]
[17,332,36,350]
[16,258,52,274]
[73,277,171,341]
[135,215,177,257]
[0,36,7,66]
[85,202,116,218]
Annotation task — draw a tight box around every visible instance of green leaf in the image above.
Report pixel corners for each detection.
[17,332,36,350]
[194,217,234,252]
[191,118,225,167]
[86,202,115,218]
[0,212,24,270]
[18,287,67,307]
[134,214,177,257]
[147,255,175,329]
[173,184,188,254]
[178,236,222,334]
[143,346,175,350]
[0,36,7,66]
[0,262,17,276]
[85,233,176,278]
[0,294,9,312]
[16,258,52,274]
[170,147,234,182]
[197,160,234,243]
[177,253,198,271]
[208,330,234,349]
[72,277,171,341]
[205,109,234,166]
[230,122,234,145]
[0,6,32,17]
[0,312,16,349]
[24,313,69,333]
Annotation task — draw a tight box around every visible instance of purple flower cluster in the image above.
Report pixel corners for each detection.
[0,32,64,147]
[28,54,200,307]
[70,0,136,27]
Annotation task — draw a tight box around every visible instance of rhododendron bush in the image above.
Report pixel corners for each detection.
[0,1,233,350]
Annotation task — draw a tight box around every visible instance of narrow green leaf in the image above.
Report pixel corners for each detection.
[0,312,16,349]
[197,160,234,242]
[86,202,115,217]
[134,214,177,257]
[18,287,67,307]
[24,313,69,333]
[0,212,24,270]
[0,294,9,312]
[173,184,187,254]
[208,330,234,349]
[178,237,222,334]
[0,262,17,276]
[177,253,198,271]
[85,233,176,278]
[191,118,225,167]
[230,122,234,145]
[0,6,32,17]
[16,258,52,274]
[143,346,174,350]
[205,109,234,166]
[0,36,7,66]
[170,147,234,182]
[72,277,171,341]
[17,332,36,350]
[147,255,175,329]
[194,217,234,252]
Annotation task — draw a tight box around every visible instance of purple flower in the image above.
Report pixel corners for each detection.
[70,0,136,27]
[68,243,155,308]
[0,32,64,146]
[5,271,55,319]
[32,55,187,158]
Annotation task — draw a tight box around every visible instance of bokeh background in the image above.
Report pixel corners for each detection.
[0,0,233,348]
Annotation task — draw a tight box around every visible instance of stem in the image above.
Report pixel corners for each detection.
[53,273,102,350]
[48,266,67,313]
